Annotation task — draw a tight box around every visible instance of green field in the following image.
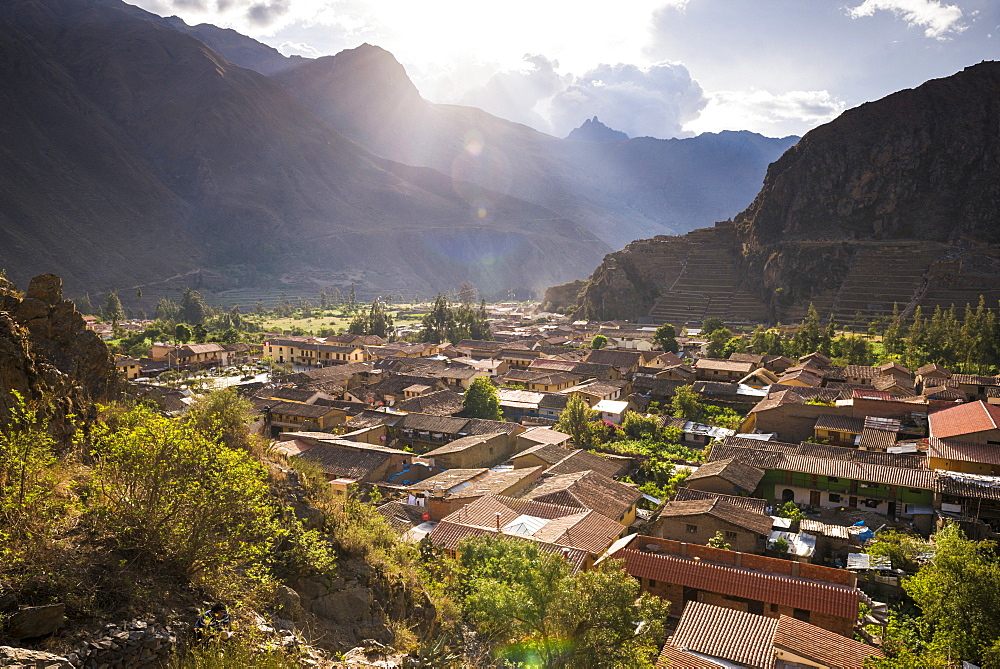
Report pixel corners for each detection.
[252,306,428,335]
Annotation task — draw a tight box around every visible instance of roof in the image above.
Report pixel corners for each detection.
[295,444,390,479]
[376,501,428,534]
[917,363,951,377]
[266,401,339,419]
[671,601,778,669]
[928,437,1000,466]
[525,470,641,521]
[517,426,571,446]
[408,468,488,492]
[773,615,884,667]
[672,488,769,515]
[686,458,765,493]
[929,401,1000,440]
[934,469,1000,501]
[447,467,544,500]
[429,494,623,557]
[799,519,851,540]
[709,444,935,490]
[655,498,773,536]
[513,442,574,466]
[655,643,723,668]
[695,358,755,374]
[423,432,507,457]
[593,399,629,414]
[858,427,898,451]
[616,547,862,620]
[394,389,465,416]
[723,436,926,469]
[583,348,643,371]
[813,414,866,434]
[547,449,627,479]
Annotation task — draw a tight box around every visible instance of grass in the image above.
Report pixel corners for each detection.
[252,306,428,335]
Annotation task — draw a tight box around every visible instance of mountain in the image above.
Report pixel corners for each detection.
[566,117,629,142]
[560,62,1000,326]
[0,0,607,298]
[271,44,799,250]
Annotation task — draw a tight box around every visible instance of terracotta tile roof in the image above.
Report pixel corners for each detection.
[376,501,427,534]
[843,365,879,380]
[583,348,643,371]
[423,433,507,457]
[295,444,389,479]
[655,498,773,536]
[951,374,1000,386]
[461,418,524,437]
[729,352,765,364]
[529,358,578,372]
[813,414,866,434]
[872,375,915,395]
[672,488,769,516]
[448,467,544,500]
[857,427,898,451]
[773,615,884,667]
[929,401,1000,440]
[709,444,934,490]
[928,437,1000,467]
[934,470,1000,501]
[546,450,627,479]
[394,389,465,416]
[617,548,862,619]
[686,458,765,493]
[428,521,589,572]
[655,642,724,668]
[408,468,488,491]
[431,494,622,557]
[525,470,641,521]
[916,363,951,377]
[721,436,926,469]
[344,409,397,430]
[266,401,339,419]
[695,358,755,374]
[670,601,777,668]
[518,426,571,446]
[775,369,825,387]
[396,413,470,433]
[513,442,574,465]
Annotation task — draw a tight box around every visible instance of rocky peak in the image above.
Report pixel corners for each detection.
[566,116,629,142]
[0,273,121,443]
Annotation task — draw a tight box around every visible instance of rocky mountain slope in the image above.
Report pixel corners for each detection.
[0,0,607,298]
[562,62,1000,325]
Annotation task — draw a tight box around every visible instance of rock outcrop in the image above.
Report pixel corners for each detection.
[563,62,1000,325]
[0,274,121,441]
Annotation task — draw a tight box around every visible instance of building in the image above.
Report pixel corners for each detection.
[928,400,1000,444]
[406,467,544,519]
[428,494,626,570]
[672,488,770,515]
[602,534,873,637]
[515,426,572,452]
[684,458,766,497]
[650,498,772,553]
[422,432,516,469]
[695,358,756,382]
[523,470,642,525]
[656,601,884,668]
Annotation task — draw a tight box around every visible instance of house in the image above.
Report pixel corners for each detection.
[563,380,627,408]
[406,466,544,519]
[928,400,1000,444]
[672,488,770,516]
[934,470,1000,538]
[264,337,370,367]
[289,442,393,495]
[592,399,630,424]
[684,458,766,496]
[428,494,626,570]
[650,498,772,553]
[694,358,755,382]
[657,601,883,668]
[394,389,465,416]
[812,414,865,447]
[546,449,629,478]
[511,442,580,471]
[582,349,644,375]
[421,432,516,469]
[601,534,871,637]
[345,375,448,406]
[502,369,578,392]
[387,413,524,453]
[522,470,642,525]
[926,436,1000,476]
[710,437,934,530]
[277,432,414,475]
[516,426,572,451]
[261,401,345,437]
[496,388,547,422]
[950,374,1000,401]
[115,356,142,380]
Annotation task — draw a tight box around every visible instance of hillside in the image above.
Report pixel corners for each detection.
[562,62,1000,326]
[0,0,607,299]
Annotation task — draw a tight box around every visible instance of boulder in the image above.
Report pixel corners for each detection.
[6,603,65,639]
[312,586,373,624]
[26,274,62,305]
[0,646,72,668]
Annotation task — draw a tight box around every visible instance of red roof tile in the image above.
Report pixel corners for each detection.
[774,615,884,667]
[929,401,1000,440]
[671,601,777,668]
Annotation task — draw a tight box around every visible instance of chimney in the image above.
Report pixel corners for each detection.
[495,511,502,532]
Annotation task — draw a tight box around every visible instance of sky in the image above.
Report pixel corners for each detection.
[129,0,999,140]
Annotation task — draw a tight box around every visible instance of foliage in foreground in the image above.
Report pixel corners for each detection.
[455,536,668,667]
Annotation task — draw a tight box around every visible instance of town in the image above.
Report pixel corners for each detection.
[81,286,1000,668]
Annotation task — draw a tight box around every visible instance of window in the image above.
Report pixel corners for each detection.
[828,477,839,483]
[829,493,841,503]
[908,488,922,494]
[793,608,810,622]
[686,524,698,534]
[648,579,657,587]
[725,531,738,541]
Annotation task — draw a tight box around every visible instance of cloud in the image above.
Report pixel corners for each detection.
[246,0,292,27]
[683,89,846,138]
[460,56,707,139]
[847,0,966,38]
[277,40,322,57]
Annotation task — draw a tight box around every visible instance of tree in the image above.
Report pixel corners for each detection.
[591,334,608,349]
[90,404,278,576]
[670,385,702,422]
[180,287,208,324]
[175,323,191,344]
[104,291,125,323]
[653,323,678,353]
[706,327,733,358]
[701,317,726,336]
[770,536,790,557]
[866,529,926,572]
[457,282,477,306]
[708,531,732,551]
[622,412,660,440]
[192,323,207,344]
[776,500,804,521]
[899,523,1000,666]
[187,388,259,454]
[457,536,668,667]
[556,394,598,448]
[77,293,94,315]
[463,377,503,421]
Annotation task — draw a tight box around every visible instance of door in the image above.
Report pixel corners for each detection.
[810,490,821,507]
[849,496,858,508]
